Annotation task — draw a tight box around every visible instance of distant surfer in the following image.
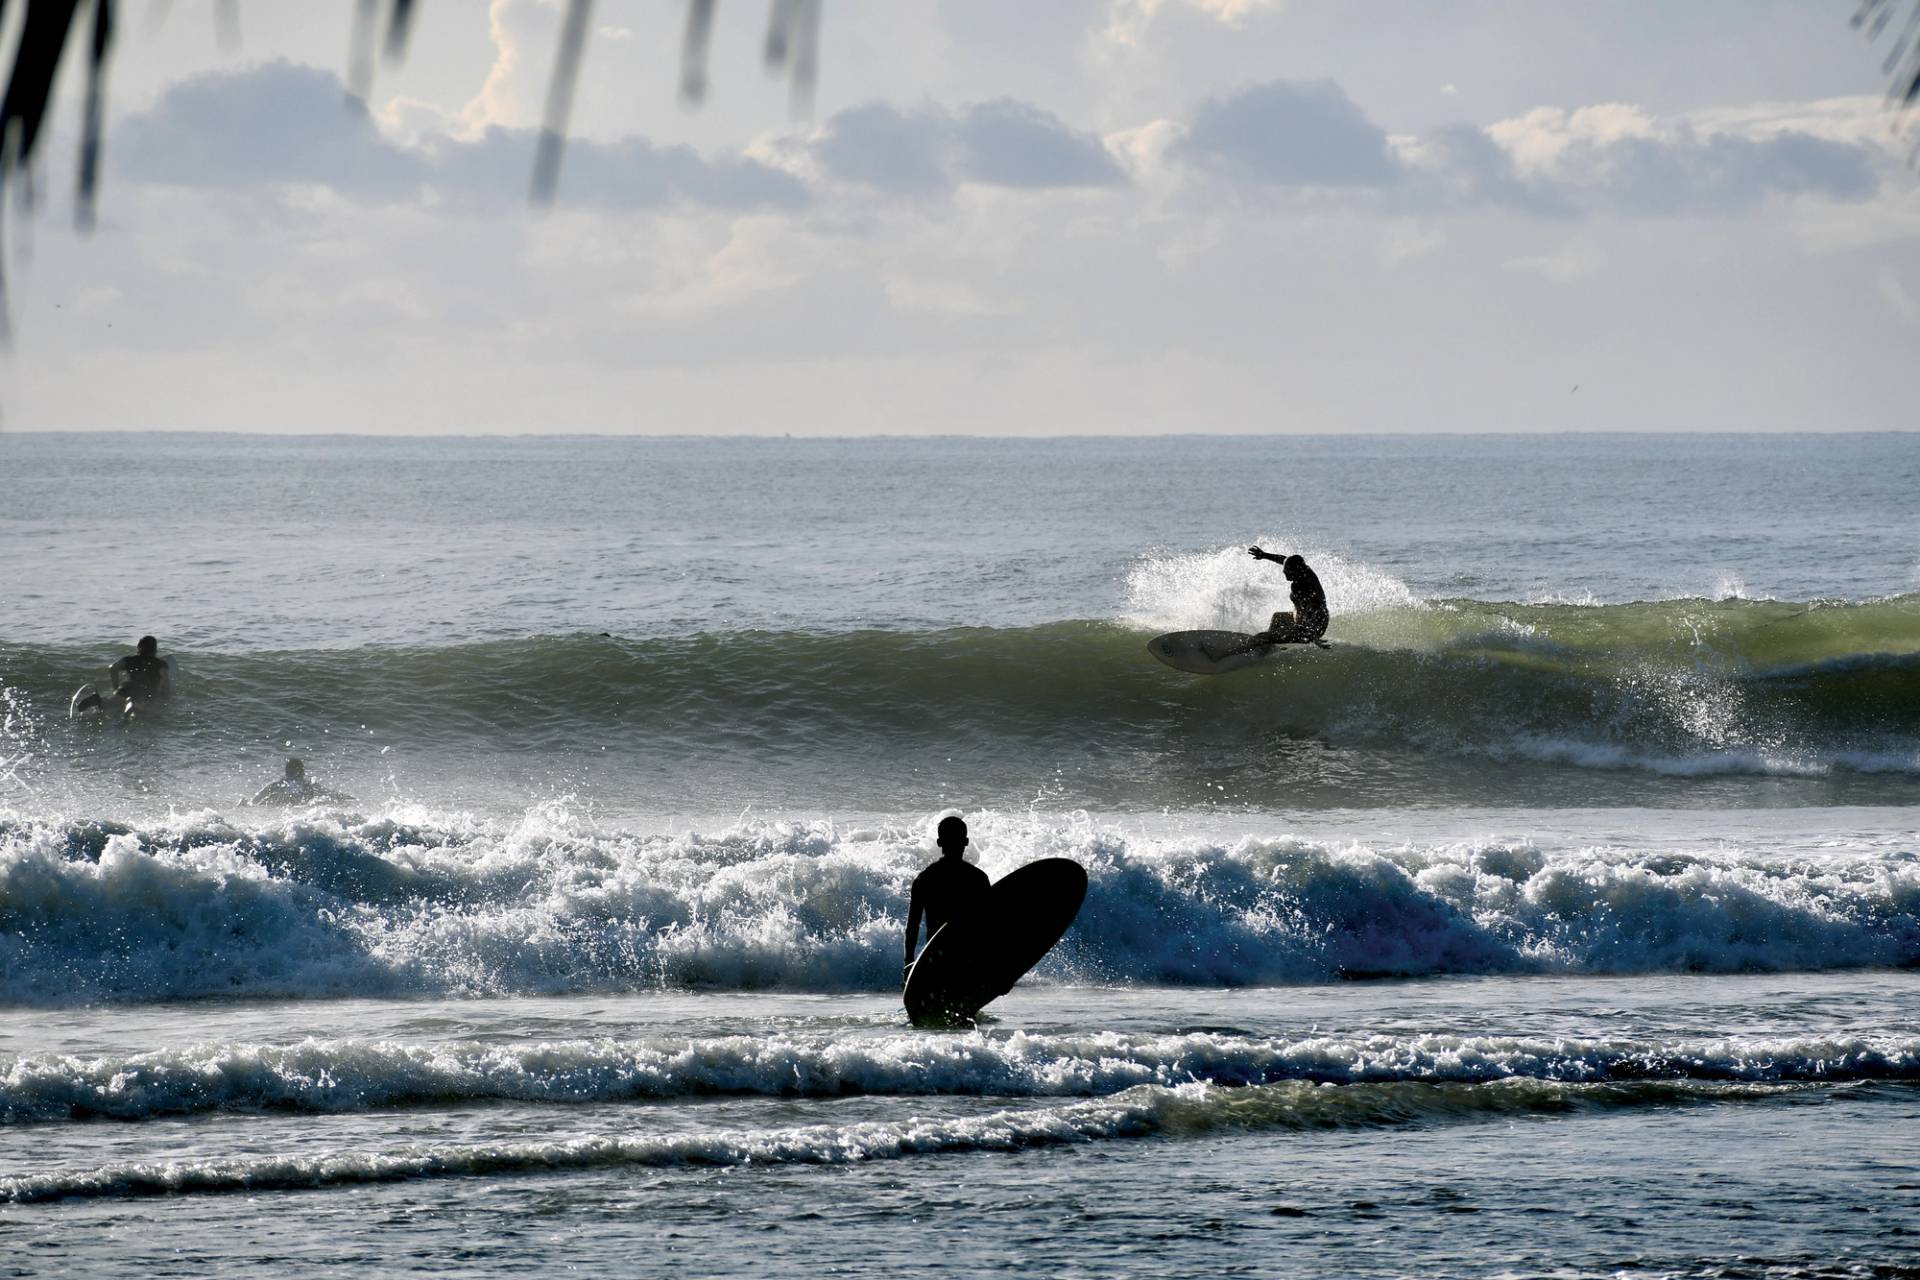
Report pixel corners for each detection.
[903,816,990,975]
[250,758,354,806]
[1209,549,1329,658]
[74,635,174,715]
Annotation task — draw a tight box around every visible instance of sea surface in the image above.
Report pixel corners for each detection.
[1,431,1916,1277]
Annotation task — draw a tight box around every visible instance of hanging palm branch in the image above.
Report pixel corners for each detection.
[0,0,818,327]
[1856,0,1920,122]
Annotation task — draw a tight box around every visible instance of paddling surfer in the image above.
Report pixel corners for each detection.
[249,758,354,806]
[73,634,174,715]
[903,815,990,975]
[1211,549,1329,658]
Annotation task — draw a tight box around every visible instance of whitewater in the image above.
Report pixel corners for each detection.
[2,432,1917,1277]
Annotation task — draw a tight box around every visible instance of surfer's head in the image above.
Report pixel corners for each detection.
[285,758,306,780]
[136,635,158,657]
[936,815,968,857]
[1281,555,1306,577]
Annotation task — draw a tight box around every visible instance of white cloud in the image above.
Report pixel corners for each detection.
[1489,104,1660,174]
[1101,0,1284,49]
[461,0,531,136]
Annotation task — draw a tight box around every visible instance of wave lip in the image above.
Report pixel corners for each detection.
[1,814,1916,1005]
[2,1031,1914,1125]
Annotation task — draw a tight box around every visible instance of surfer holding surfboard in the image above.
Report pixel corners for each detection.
[901,816,1089,1027]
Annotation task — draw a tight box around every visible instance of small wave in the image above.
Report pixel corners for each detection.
[0,814,1913,1005]
[1,1029,1911,1125]
[0,1075,1847,1204]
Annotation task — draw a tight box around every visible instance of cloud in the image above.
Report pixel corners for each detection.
[1165,77,1884,215]
[114,61,427,195]
[1561,127,1879,215]
[111,61,808,213]
[1103,0,1285,49]
[1171,79,1399,187]
[1486,105,1881,215]
[102,59,1892,232]
[955,100,1128,188]
[1397,122,1573,216]
[813,103,953,195]
[430,129,810,212]
[814,99,1126,194]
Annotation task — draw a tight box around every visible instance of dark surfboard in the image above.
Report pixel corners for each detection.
[1147,630,1331,675]
[902,857,1088,1028]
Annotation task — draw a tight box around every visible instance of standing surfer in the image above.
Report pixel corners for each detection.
[903,815,990,975]
[1212,549,1329,658]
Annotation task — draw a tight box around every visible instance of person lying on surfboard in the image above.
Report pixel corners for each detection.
[903,815,990,977]
[73,634,175,716]
[249,758,355,806]
[1209,549,1329,659]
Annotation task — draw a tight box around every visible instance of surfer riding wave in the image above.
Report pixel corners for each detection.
[1209,549,1329,659]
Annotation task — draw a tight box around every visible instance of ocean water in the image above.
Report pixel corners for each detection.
[1,431,1916,1277]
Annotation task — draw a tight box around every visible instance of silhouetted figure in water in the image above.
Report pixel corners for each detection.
[250,758,354,806]
[108,635,173,708]
[73,635,173,714]
[904,816,990,976]
[1212,549,1330,658]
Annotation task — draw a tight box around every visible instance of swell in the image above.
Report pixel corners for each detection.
[6,594,1918,779]
[1,813,1914,1005]
[2,1030,1912,1125]
[0,1076,1878,1204]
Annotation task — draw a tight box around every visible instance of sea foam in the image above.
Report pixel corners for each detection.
[1,1029,1912,1125]
[0,811,1913,1005]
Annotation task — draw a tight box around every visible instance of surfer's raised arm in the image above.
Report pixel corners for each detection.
[1248,546,1284,562]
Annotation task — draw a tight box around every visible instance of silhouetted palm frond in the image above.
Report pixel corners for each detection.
[0,0,820,328]
[1855,0,1920,157]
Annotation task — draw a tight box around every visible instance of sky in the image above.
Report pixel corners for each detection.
[3,0,1917,435]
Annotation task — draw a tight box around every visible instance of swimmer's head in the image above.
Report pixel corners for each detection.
[136,636,158,657]
[285,758,306,780]
[936,815,968,855]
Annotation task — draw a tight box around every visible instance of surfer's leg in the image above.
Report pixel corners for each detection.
[1213,630,1275,659]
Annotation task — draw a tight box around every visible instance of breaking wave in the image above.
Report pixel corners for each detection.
[0,811,1913,1006]
[1,1028,1912,1125]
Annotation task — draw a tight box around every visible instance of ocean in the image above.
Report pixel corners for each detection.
[1,431,1916,1277]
